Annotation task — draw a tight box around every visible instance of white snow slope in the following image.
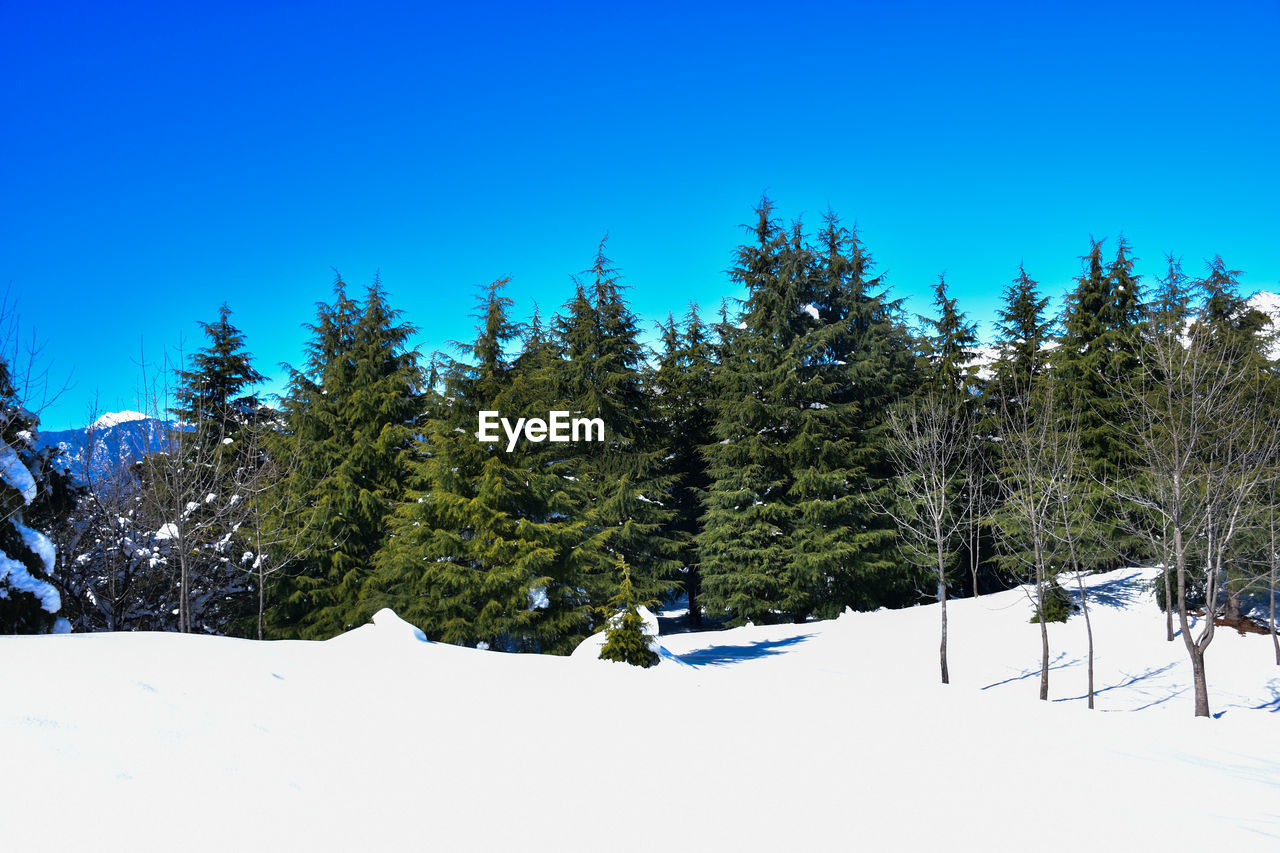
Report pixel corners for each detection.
[3,567,1277,851]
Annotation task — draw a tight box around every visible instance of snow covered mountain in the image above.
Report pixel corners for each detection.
[37,410,175,484]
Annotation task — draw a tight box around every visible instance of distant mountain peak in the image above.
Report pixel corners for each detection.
[90,410,152,430]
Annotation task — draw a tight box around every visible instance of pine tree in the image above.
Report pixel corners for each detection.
[0,359,77,633]
[699,202,918,624]
[548,240,679,615]
[599,556,659,668]
[992,265,1052,395]
[267,277,420,639]
[652,305,716,627]
[370,279,590,653]
[174,303,267,441]
[1054,239,1147,567]
[919,274,979,396]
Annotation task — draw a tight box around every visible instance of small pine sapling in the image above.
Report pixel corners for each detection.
[599,557,659,668]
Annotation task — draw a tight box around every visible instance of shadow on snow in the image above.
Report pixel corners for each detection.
[675,634,815,668]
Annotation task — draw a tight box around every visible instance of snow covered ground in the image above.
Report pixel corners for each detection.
[3,567,1277,850]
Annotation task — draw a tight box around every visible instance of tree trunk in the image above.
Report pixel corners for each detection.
[1223,567,1242,622]
[258,565,266,641]
[939,571,949,685]
[1163,561,1174,642]
[1076,572,1094,709]
[1271,568,1278,666]
[1189,644,1210,718]
[687,569,701,629]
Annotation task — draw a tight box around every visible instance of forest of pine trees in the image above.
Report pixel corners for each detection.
[11,199,1280,712]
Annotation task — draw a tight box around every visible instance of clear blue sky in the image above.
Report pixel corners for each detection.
[3,1,1277,430]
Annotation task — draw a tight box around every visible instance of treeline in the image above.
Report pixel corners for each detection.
[3,198,1278,714]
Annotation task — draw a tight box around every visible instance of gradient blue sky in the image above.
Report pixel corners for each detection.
[3,1,1278,430]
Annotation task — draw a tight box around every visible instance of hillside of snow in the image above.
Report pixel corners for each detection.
[3,567,1277,849]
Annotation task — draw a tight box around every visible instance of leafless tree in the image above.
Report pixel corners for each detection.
[1120,295,1276,717]
[990,374,1074,701]
[233,418,323,640]
[883,387,967,684]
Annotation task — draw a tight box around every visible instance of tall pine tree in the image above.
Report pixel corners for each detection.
[267,277,419,639]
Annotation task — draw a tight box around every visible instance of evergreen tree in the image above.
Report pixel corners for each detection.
[370,279,590,653]
[699,202,917,624]
[919,274,979,397]
[992,265,1052,395]
[1054,239,1147,566]
[548,240,679,615]
[268,277,420,639]
[652,305,716,626]
[0,359,77,633]
[174,303,267,442]
[599,556,659,668]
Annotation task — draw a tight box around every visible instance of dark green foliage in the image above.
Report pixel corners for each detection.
[268,277,420,639]
[919,274,979,397]
[1030,579,1075,624]
[370,279,590,653]
[698,201,919,625]
[547,241,680,616]
[599,557,659,668]
[1054,239,1148,567]
[174,303,267,439]
[992,265,1053,395]
[652,305,717,626]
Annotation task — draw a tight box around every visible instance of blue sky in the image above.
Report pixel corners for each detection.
[3,1,1277,430]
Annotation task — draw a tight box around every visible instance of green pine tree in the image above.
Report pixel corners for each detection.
[370,279,590,653]
[267,276,420,639]
[599,556,659,668]
[699,202,918,625]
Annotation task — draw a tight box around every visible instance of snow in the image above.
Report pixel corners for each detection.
[154,522,179,540]
[0,441,37,504]
[2,567,1277,849]
[15,520,55,574]
[89,410,151,430]
[0,552,60,613]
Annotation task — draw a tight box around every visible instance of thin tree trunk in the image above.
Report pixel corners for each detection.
[687,569,701,629]
[1271,557,1278,666]
[938,532,949,684]
[1163,553,1174,642]
[1270,509,1278,666]
[258,563,266,641]
[1076,571,1094,709]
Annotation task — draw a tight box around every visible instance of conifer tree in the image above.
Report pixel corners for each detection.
[992,265,1052,395]
[0,359,76,634]
[699,202,917,624]
[174,303,267,442]
[599,556,659,668]
[268,277,419,639]
[1055,239,1147,566]
[548,240,679,615]
[919,274,979,396]
[652,305,716,626]
[370,279,590,653]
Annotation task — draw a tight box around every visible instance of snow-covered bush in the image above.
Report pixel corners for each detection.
[0,362,75,633]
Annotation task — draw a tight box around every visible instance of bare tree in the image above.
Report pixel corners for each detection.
[883,387,967,684]
[990,374,1073,701]
[134,346,260,633]
[1121,290,1275,717]
[233,417,325,640]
